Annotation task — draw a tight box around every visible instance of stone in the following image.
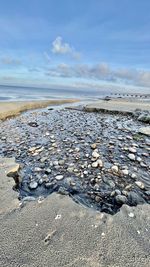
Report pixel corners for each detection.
[128,212,135,218]
[128,147,137,153]
[92,161,98,168]
[140,162,147,168]
[137,157,142,162]
[92,151,100,159]
[135,181,145,189]
[115,195,128,204]
[34,167,42,172]
[53,160,59,166]
[91,143,97,149]
[58,160,65,165]
[28,122,38,127]
[138,127,150,136]
[58,187,69,195]
[126,135,133,140]
[38,178,44,185]
[122,190,128,196]
[45,182,54,189]
[125,184,132,190]
[115,189,121,195]
[97,159,103,168]
[121,169,129,176]
[131,173,137,179]
[29,181,38,189]
[107,180,115,188]
[40,157,48,163]
[45,168,52,174]
[111,165,119,173]
[128,191,145,205]
[95,196,101,202]
[7,163,20,178]
[55,175,64,181]
[128,153,135,161]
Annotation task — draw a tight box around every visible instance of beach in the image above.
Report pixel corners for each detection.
[0,99,79,120]
[0,98,150,266]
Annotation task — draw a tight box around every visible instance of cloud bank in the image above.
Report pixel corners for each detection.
[45,63,150,88]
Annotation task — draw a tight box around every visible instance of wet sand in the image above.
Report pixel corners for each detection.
[0,99,79,120]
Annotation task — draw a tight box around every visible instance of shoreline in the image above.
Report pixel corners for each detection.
[0,99,79,121]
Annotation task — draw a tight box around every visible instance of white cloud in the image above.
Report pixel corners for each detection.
[51,36,81,59]
[45,62,150,88]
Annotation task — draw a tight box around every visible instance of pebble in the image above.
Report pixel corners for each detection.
[7,163,20,178]
[45,182,54,189]
[53,160,59,166]
[115,189,121,195]
[128,153,136,161]
[128,147,137,153]
[107,180,115,188]
[111,165,119,173]
[131,173,137,179]
[55,175,64,180]
[97,159,103,168]
[128,191,145,205]
[34,167,42,172]
[92,151,100,159]
[135,181,145,189]
[128,212,134,218]
[91,143,97,149]
[95,196,101,202]
[122,190,128,196]
[121,169,129,176]
[29,181,38,189]
[138,126,150,136]
[136,157,142,162]
[140,162,147,168]
[115,195,128,204]
[45,168,52,174]
[92,161,98,168]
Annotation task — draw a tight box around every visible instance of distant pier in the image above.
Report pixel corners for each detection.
[110,93,150,99]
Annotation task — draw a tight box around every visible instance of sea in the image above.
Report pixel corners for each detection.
[0,84,110,102]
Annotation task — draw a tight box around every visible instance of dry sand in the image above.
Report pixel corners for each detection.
[0,99,79,120]
[85,98,150,114]
[0,158,150,267]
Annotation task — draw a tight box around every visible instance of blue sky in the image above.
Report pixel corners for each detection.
[0,0,150,92]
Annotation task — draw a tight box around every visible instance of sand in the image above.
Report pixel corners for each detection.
[84,98,150,114]
[0,99,79,120]
[0,157,150,267]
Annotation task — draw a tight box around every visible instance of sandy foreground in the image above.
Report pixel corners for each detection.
[0,158,150,267]
[0,99,78,120]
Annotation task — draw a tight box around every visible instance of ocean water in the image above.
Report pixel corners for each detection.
[0,85,109,101]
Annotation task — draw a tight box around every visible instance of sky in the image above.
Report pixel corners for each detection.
[0,0,150,93]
